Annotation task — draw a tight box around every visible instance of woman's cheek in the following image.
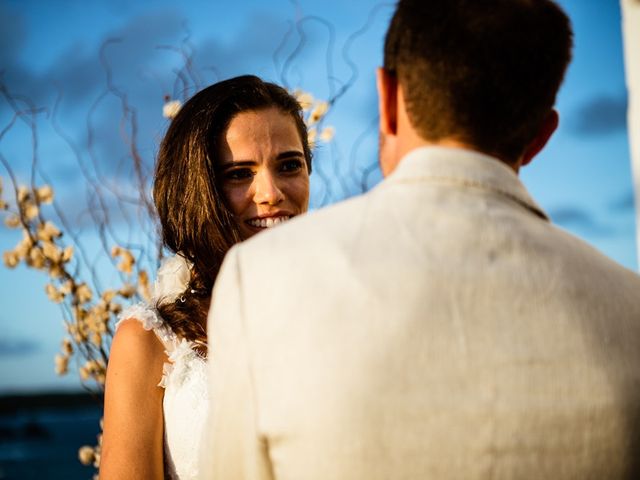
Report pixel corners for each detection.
[222,185,250,215]
[292,176,310,210]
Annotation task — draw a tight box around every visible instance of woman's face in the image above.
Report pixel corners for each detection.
[218,107,310,240]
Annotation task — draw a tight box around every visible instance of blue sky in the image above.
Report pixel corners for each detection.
[0,0,636,393]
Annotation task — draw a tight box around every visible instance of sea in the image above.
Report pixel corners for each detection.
[0,392,102,480]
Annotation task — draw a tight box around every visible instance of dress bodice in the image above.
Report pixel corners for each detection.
[117,304,208,480]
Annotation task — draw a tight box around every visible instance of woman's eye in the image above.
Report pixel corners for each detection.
[280,159,304,173]
[224,168,253,181]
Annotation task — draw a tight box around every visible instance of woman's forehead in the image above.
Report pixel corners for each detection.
[225,108,301,144]
[220,108,303,162]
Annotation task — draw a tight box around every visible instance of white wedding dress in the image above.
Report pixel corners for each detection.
[117,303,209,480]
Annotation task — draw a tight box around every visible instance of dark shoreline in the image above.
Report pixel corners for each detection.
[0,391,103,415]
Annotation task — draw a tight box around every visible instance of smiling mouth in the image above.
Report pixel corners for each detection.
[246,216,292,229]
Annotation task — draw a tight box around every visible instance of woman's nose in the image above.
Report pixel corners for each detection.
[253,170,284,205]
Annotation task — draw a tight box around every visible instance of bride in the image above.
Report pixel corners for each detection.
[99,75,312,479]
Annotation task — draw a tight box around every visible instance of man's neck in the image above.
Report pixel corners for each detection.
[398,137,522,175]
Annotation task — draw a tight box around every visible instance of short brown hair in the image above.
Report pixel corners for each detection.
[384,0,573,162]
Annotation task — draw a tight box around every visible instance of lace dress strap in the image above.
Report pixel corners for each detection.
[116,303,178,354]
[117,303,202,390]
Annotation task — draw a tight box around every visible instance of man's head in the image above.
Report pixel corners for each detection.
[378,0,573,174]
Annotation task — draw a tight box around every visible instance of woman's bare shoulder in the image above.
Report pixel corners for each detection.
[108,318,166,384]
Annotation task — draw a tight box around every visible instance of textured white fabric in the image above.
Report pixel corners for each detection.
[203,146,640,480]
[117,304,208,480]
[153,254,193,306]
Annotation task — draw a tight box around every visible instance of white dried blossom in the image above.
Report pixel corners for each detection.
[74,306,87,322]
[17,186,29,203]
[36,185,54,204]
[4,214,20,228]
[81,359,106,384]
[100,309,111,325]
[74,330,87,343]
[54,354,69,375]
[37,221,62,241]
[90,332,102,347]
[78,446,95,465]
[320,126,335,142]
[15,231,34,257]
[15,241,30,259]
[112,246,135,274]
[307,128,317,145]
[163,99,182,119]
[137,270,152,301]
[309,101,329,124]
[42,241,62,262]
[92,300,105,315]
[24,202,39,221]
[93,448,101,468]
[28,247,45,269]
[79,365,90,381]
[61,245,74,263]
[45,283,65,303]
[49,264,64,278]
[3,251,19,268]
[118,255,135,274]
[295,91,314,110]
[62,338,73,355]
[59,280,73,295]
[76,283,93,304]
[101,289,117,303]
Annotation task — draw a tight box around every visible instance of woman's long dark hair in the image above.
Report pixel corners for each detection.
[153,75,312,348]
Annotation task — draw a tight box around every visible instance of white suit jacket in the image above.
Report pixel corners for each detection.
[201,146,640,480]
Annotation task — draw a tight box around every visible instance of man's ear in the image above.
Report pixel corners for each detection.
[376,67,398,136]
[520,109,559,167]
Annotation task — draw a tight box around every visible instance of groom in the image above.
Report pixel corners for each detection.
[201,0,640,478]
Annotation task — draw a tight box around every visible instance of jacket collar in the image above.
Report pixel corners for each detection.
[385,146,549,221]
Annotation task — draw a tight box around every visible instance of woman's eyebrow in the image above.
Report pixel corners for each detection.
[217,151,304,171]
[276,150,304,159]
[217,160,255,171]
